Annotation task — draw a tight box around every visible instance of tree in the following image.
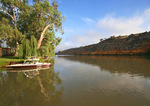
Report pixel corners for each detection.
[19,0,64,57]
[0,0,64,58]
[100,38,103,42]
[0,0,28,54]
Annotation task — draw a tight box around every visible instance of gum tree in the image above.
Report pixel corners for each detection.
[18,0,64,57]
[0,0,64,58]
[0,0,28,54]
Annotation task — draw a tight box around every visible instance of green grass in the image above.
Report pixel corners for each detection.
[0,56,24,67]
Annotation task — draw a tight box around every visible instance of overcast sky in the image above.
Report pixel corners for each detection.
[54,0,150,52]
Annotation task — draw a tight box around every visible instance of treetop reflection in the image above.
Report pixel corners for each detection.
[0,66,64,106]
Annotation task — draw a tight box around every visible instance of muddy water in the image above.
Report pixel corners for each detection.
[0,56,150,106]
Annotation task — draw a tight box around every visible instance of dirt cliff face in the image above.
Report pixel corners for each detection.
[57,31,150,55]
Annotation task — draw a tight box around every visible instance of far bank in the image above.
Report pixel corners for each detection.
[57,31,150,56]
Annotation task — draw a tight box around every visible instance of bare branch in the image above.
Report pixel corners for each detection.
[12,6,16,23]
[37,23,53,49]
[0,9,15,21]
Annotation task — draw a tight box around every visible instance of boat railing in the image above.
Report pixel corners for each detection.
[24,56,39,64]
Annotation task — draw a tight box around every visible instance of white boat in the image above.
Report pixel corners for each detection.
[6,56,51,68]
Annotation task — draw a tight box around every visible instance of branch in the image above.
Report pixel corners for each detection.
[49,41,53,44]
[12,6,16,23]
[37,23,53,49]
[0,9,15,21]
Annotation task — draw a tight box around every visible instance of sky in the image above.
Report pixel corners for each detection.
[54,0,150,52]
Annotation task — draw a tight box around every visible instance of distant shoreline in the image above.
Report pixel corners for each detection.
[57,31,150,56]
[56,54,149,56]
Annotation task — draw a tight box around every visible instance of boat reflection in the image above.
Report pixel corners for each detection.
[0,66,64,106]
[7,67,50,78]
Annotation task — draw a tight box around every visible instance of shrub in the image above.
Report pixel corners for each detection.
[146,47,150,55]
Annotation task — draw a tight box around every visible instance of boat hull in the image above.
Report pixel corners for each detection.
[41,63,51,67]
[6,63,51,69]
[6,64,41,68]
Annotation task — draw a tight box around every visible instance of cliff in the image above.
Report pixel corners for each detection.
[57,31,150,55]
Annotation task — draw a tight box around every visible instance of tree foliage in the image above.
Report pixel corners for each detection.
[146,47,150,55]
[18,36,37,59]
[0,0,64,58]
[0,0,28,48]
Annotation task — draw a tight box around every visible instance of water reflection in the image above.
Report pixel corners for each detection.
[57,56,150,78]
[55,55,150,106]
[1,56,150,106]
[0,66,64,106]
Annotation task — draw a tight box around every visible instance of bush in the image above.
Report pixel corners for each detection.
[146,48,150,55]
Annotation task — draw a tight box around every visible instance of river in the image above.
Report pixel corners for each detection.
[0,56,150,106]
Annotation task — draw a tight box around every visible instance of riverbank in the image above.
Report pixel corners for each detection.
[0,56,24,67]
[57,31,150,55]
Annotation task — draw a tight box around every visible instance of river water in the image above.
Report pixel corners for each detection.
[0,56,150,106]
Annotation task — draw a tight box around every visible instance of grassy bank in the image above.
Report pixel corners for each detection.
[0,56,24,67]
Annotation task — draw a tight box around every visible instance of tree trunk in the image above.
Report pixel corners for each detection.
[12,6,19,56]
[37,24,53,49]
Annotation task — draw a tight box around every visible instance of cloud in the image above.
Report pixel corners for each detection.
[56,8,150,52]
[97,8,150,36]
[97,16,144,35]
[56,42,75,52]
[81,17,95,24]
[56,29,101,52]
[72,30,100,45]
